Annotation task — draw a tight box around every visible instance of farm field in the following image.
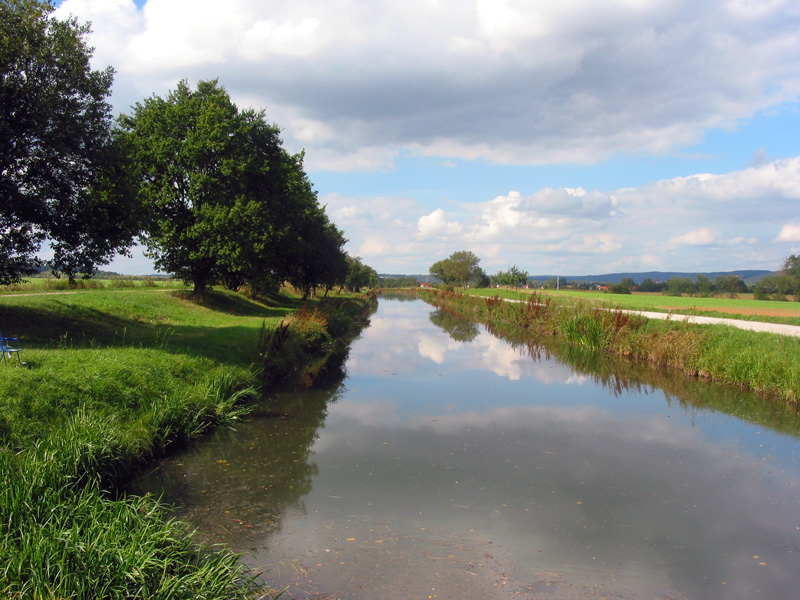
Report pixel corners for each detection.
[0,276,185,295]
[468,288,800,326]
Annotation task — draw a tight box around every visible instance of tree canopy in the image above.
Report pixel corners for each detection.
[429,251,487,287]
[117,79,346,295]
[343,255,379,293]
[1,3,362,296]
[1,0,137,283]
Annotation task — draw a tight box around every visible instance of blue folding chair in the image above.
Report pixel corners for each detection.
[0,331,23,366]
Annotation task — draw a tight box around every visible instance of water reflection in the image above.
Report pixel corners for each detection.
[130,296,800,600]
[429,307,480,342]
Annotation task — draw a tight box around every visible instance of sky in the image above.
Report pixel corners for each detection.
[53,0,800,277]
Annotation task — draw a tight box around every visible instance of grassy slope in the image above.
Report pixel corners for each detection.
[0,287,335,599]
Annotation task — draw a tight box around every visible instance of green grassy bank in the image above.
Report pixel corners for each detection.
[0,287,373,599]
[421,288,800,402]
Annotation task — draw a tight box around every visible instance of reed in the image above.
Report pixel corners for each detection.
[421,288,800,402]
[0,450,253,599]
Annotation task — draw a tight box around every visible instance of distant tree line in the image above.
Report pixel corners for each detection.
[2,1,377,298]
[753,255,800,301]
[342,256,379,293]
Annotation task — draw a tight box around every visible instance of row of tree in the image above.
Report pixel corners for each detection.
[2,1,374,297]
[611,274,749,297]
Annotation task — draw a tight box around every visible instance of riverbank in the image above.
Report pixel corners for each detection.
[0,287,374,598]
[420,288,800,402]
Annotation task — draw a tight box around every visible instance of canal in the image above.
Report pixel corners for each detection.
[129,295,800,599]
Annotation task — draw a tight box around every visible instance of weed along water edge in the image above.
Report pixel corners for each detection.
[0,286,375,599]
[130,295,800,600]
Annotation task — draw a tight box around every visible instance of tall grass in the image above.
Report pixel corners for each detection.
[259,295,377,388]
[0,451,253,600]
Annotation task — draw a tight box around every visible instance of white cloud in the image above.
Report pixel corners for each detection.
[669,228,718,246]
[417,209,464,238]
[56,0,800,170]
[776,222,800,242]
[238,17,324,59]
[47,1,800,276]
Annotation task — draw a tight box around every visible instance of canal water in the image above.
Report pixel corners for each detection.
[129,296,800,599]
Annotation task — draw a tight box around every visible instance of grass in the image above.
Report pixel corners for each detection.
[1,450,254,599]
[423,288,800,402]
[0,286,372,599]
[467,287,800,326]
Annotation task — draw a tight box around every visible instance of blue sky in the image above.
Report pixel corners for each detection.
[55,0,800,276]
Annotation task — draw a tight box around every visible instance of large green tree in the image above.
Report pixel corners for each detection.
[1,0,136,283]
[118,80,246,293]
[429,250,487,287]
[285,201,348,298]
[119,79,345,296]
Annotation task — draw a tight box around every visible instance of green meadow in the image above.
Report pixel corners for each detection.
[0,276,186,294]
[0,285,370,599]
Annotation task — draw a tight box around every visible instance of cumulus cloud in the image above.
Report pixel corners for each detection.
[417,209,464,238]
[56,0,800,169]
[53,0,800,276]
[669,228,718,246]
[776,222,800,242]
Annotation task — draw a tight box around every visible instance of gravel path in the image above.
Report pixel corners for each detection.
[620,310,800,338]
